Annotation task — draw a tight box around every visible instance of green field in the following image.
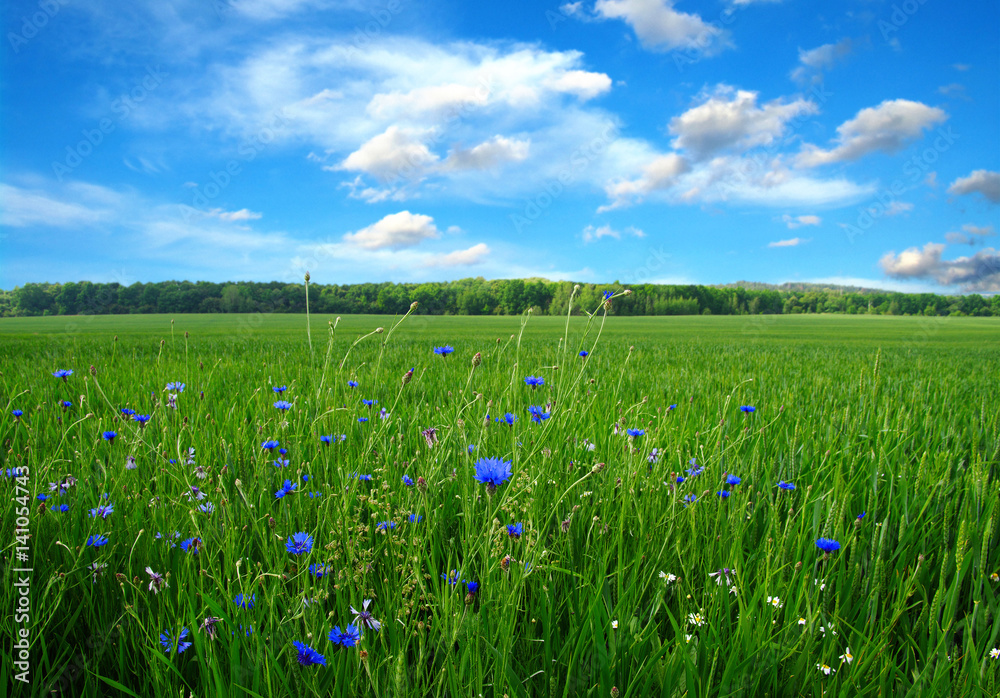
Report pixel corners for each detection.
[2,307,999,697]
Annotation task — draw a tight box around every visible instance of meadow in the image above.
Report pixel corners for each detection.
[2,300,999,697]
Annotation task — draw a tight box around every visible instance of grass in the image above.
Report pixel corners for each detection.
[2,303,999,697]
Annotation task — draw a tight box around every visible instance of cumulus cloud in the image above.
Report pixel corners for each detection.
[668,86,818,159]
[422,243,491,267]
[442,136,530,171]
[880,242,1000,292]
[582,224,646,242]
[944,223,996,245]
[339,126,439,182]
[781,214,820,229]
[592,0,730,54]
[790,38,855,83]
[209,208,263,222]
[947,169,1000,204]
[797,99,947,167]
[768,237,807,247]
[599,153,689,211]
[341,211,441,250]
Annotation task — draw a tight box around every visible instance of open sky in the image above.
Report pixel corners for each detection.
[2,0,998,292]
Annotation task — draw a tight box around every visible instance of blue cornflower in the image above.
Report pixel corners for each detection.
[647,448,660,464]
[329,624,362,648]
[261,440,280,451]
[37,493,48,501]
[286,532,314,555]
[474,456,512,491]
[274,400,292,411]
[6,467,25,478]
[402,474,414,487]
[626,428,645,438]
[717,490,731,499]
[603,291,613,300]
[496,413,517,426]
[433,346,454,356]
[180,537,202,554]
[579,350,588,357]
[442,569,463,586]
[320,435,332,444]
[273,386,287,394]
[408,514,423,523]
[12,409,23,418]
[121,408,136,417]
[361,399,377,407]
[133,414,151,426]
[53,369,74,380]
[350,599,382,632]
[376,520,396,531]
[524,376,544,388]
[102,431,117,443]
[683,494,697,505]
[739,406,755,413]
[199,502,215,515]
[507,522,523,538]
[60,400,73,409]
[857,511,866,521]
[667,404,677,411]
[307,491,322,498]
[273,459,290,468]
[816,538,841,553]
[309,564,328,578]
[676,475,685,484]
[89,504,114,519]
[354,473,372,482]
[686,460,703,477]
[726,474,741,486]
[159,628,192,654]
[777,481,796,491]
[466,581,479,595]
[358,417,368,423]
[56,504,69,512]
[348,380,359,388]
[293,640,325,667]
[233,593,255,610]
[468,444,476,453]
[527,406,550,423]
[166,382,185,392]
[87,534,109,547]
[275,480,297,499]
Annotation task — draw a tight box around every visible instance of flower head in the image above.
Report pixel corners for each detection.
[53,369,74,380]
[146,567,167,594]
[86,534,109,548]
[376,520,396,532]
[433,346,454,356]
[816,663,835,675]
[165,382,185,393]
[348,380,359,388]
[716,490,731,499]
[990,648,999,660]
[408,513,423,523]
[739,405,755,413]
[273,386,287,394]
[261,440,280,451]
[527,405,551,423]
[474,456,512,492]
[286,531,314,555]
[422,427,438,448]
[579,350,588,358]
[816,538,841,553]
[89,503,114,519]
[507,522,523,538]
[626,428,644,438]
[496,413,517,426]
[180,537,202,554]
[524,376,544,388]
[309,564,328,578]
[766,596,783,609]
[233,593,255,610]
[726,474,741,486]
[659,571,677,583]
[329,624,362,647]
[275,479,297,499]
[159,628,192,654]
[133,414,151,427]
[402,474,414,487]
[350,599,382,632]
[777,481,795,490]
[293,640,326,666]
[273,400,292,411]
[687,612,705,627]
[839,647,854,664]
[199,616,222,639]
[320,434,333,444]
[102,431,117,443]
[709,568,734,586]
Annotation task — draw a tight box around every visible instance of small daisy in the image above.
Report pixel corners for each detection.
[816,663,835,675]
[687,611,705,627]
[611,620,618,629]
[798,617,807,626]
[729,585,738,596]
[990,648,999,660]
[659,571,677,583]
[839,647,854,664]
[766,596,783,609]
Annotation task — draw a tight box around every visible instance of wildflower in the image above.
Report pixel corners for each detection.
[739,406,755,413]
[683,494,697,505]
[726,474,741,486]
[146,567,167,594]
[611,620,619,629]
[777,481,795,490]
[293,640,326,666]
[507,522,523,538]
[766,596,783,609]
[102,431,117,443]
[468,443,476,453]
[261,440,280,451]
[329,624,362,648]
[433,346,454,356]
[200,616,222,639]
[442,569,463,586]
[89,562,107,583]
[37,493,48,501]
[496,413,517,426]
[348,380,359,388]
[626,428,644,438]
[320,435,333,444]
[351,473,372,482]
[422,428,438,448]
[990,572,999,583]
[527,405,550,423]
[729,585,738,596]
[379,407,390,419]
[408,513,423,523]
[709,568,734,586]
[815,578,826,591]
[474,456,513,493]
[675,475,685,484]
[286,532,314,555]
[667,404,677,411]
[124,455,138,471]
[524,376,544,388]
[159,628,192,654]
[53,369,74,380]
[816,538,841,553]
[857,511,866,521]
[716,490,731,499]
[193,465,207,479]
[273,386,287,394]
[816,663,835,675]
[466,580,479,595]
[350,599,382,632]
[990,648,999,659]
[603,291,613,300]
[121,408,136,417]
[273,458,290,468]
[166,382,185,392]
[402,474,414,487]
[199,502,215,515]
[273,400,292,411]
[56,504,69,512]
[275,480,297,499]
[309,564,328,578]
[361,399,377,407]
[579,350,588,357]
[798,617,806,626]
[401,368,414,385]
[647,448,660,464]
[687,612,705,627]
[60,400,73,409]
[180,537,202,554]
[376,520,396,532]
[839,647,854,664]
[89,503,114,519]
[12,409,24,420]
[358,417,368,423]
[187,486,206,501]
[659,571,677,583]
[233,593,256,610]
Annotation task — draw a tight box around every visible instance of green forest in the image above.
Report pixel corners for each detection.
[2,278,998,317]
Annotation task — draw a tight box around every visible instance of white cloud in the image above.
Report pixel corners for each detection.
[582,224,646,242]
[947,169,1000,204]
[790,38,854,83]
[422,243,491,267]
[210,208,263,222]
[797,99,947,167]
[367,84,491,121]
[442,136,530,171]
[668,86,818,159]
[944,223,996,245]
[339,126,439,182]
[781,214,820,229]
[884,201,913,216]
[341,211,441,250]
[0,182,118,228]
[592,0,730,54]
[880,242,1000,292]
[544,70,612,100]
[768,237,807,247]
[599,153,689,211]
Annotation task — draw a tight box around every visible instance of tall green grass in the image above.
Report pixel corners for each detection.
[2,305,998,697]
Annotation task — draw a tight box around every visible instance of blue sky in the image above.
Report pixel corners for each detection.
[2,0,998,292]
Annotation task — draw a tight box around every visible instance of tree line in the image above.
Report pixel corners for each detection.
[2,279,998,318]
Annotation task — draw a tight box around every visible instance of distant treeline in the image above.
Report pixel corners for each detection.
[2,279,998,317]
